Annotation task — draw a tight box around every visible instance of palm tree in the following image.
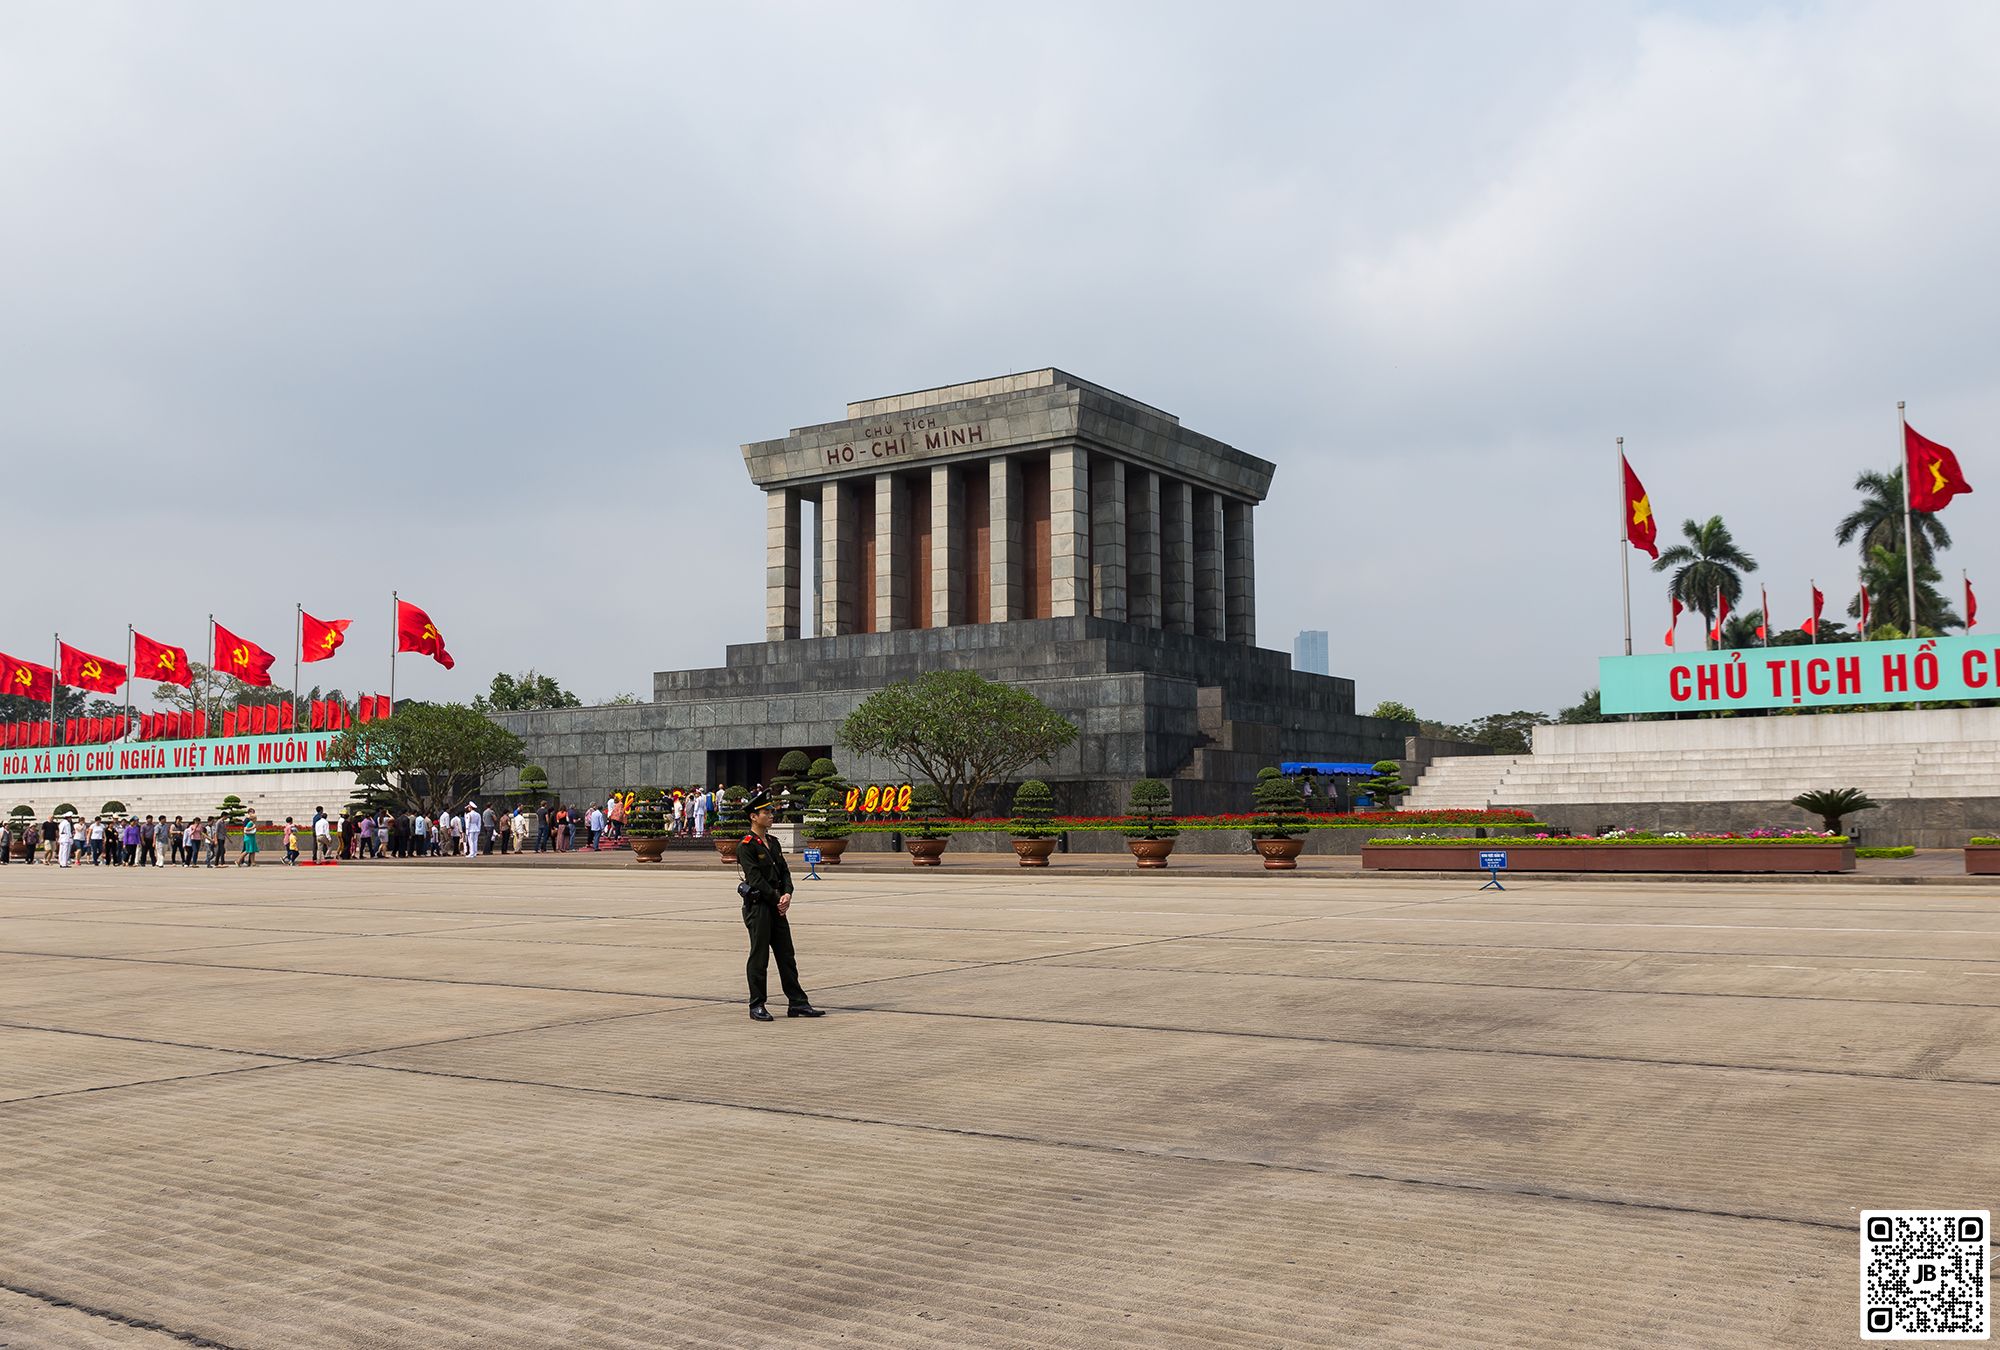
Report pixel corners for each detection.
[1834,468,1950,563]
[1719,611,1766,650]
[1849,543,1962,637]
[1654,516,1758,650]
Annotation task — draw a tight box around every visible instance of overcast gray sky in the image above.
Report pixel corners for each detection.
[6,1,1998,722]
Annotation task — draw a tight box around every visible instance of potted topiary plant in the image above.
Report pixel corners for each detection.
[100,799,127,817]
[1358,760,1408,808]
[7,805,31,859]
[1250,767,1307,869]
[518,764,550,802]
[805,784,850,864]
[713,786,750,864]
[626,791,669,863]
[772,750,813,822]
[1124,779,1177,868]
[1009,779,1057,866]
[905,782,950,866]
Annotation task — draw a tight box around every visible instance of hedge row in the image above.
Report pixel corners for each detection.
[1363,835,1849,848]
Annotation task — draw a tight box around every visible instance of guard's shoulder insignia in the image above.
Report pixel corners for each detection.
[742,834,757,845]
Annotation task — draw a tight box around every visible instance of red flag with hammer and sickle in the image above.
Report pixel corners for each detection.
[301,612,351,664]
[212,623,277,687]
[0,653,54,702]
[134,632,193,688]
[59,642,127,695]
[395,599,455,670]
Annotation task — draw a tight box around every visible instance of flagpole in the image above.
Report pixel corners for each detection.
[389,591,398,710]
[125,625,134,741]
[1810,580,1818,644]
[51,633,59,746]
[1899,400,1919,639]
[207,614,215,738]
[1617,437,1633,656]
[293,602,302,728]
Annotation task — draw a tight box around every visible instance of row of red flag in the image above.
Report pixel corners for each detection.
[1626,417,1977,648]
[0,716,133,748]
[0,600,452,703]
[1660,577,1979,647]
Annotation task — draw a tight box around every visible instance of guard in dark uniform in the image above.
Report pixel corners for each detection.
[736,791,823,1022]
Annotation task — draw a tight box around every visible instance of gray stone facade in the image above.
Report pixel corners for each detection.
[492,371,1410,813]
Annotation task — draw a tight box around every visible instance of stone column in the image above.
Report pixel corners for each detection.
[765,489,801,641]
[930,463,963,627]
[819,480,853,637]
[874,472,909,631]
[1161,478,1194,634]
[1049,446,1090,617]
[1224,499,1256,645]
[1127,469,1162,628]
[989,457,1023,621]
[808,492,823,638]
[1194,488,1226,641]
[1089,457,1127,622]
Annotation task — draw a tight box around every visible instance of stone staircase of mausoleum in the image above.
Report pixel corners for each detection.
[1404,736,2000,808]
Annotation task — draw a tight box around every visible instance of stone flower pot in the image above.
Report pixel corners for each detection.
[1011,837,1056,867]
[1127,837,1175,869]
[714,835,742,865]
[1253,837,1305,870]
[907,837,949,867]
[629,836,668,863]
[806,838,848,865]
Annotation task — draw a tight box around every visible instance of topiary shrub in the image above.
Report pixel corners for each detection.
[519,765,550,799]
[905,782,948,839]
[717,785,750,835]
[772,750,813,821]
[1251,769,1305,839]
[54,802,77,818]
[217,794,247,826]
[1010,779,1055,839]
[1124,779,1177,839]
[1359,760,1407,806]
[807,784,850,840]
[625,791,669,839]
[100,800,127,816]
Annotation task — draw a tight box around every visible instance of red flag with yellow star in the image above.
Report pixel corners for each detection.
[395,599,454,670]
[58,642,126,694]
[213,623,277,687]
[1906,422,1972,512]
[301,612,351,664]
[0,653,54,702]
[1622,455,1658,560]
[133,632,193,688]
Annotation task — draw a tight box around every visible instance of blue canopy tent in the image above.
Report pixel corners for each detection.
[1279,762,1380,776]
[1279,761,1389,812]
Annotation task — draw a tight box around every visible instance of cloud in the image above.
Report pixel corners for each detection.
[1,2,1996,722]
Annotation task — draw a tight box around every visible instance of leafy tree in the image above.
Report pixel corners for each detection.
[1556,689,1606,724]
[1835,467,1950,565]
[840,670,1078,817]
[1768,620,1851,647]
[1850,544,1962,636]
[1369,700,1419,723]
[599,692,641,706]
[807,785,851,840]
[327,702,526,815]
[1653,515,1758,648]
[473,670,582,713]
[1447,710,1550,755]
[1791,787,1878,834]
[905,782,949,839]
[0,685,102,725]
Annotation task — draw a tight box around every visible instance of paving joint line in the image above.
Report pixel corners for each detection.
[0,1277,248,1348]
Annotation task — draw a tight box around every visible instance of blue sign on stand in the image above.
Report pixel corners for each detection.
[1478,850,1507,891]
[803,846,823,881]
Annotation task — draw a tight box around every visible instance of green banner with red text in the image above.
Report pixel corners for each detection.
[0,732,347,784]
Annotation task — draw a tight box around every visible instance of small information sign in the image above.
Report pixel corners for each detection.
[1478,850,1507,891]
[803,846,823,880]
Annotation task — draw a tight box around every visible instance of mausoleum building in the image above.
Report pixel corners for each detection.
[491,370,1409,815]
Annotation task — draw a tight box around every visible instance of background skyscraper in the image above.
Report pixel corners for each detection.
[1293,629,1328,675]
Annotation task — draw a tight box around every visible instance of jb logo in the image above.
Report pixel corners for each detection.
[1909,1260,1941,1287]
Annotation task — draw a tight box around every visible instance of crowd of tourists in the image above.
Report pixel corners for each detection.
[0,784,792,868]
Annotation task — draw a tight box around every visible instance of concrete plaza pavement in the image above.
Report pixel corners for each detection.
[2,862,1997,1346]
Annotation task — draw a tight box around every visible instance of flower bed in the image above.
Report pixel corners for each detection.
[1362,835,1853,874]
[1967,839,2000,875]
